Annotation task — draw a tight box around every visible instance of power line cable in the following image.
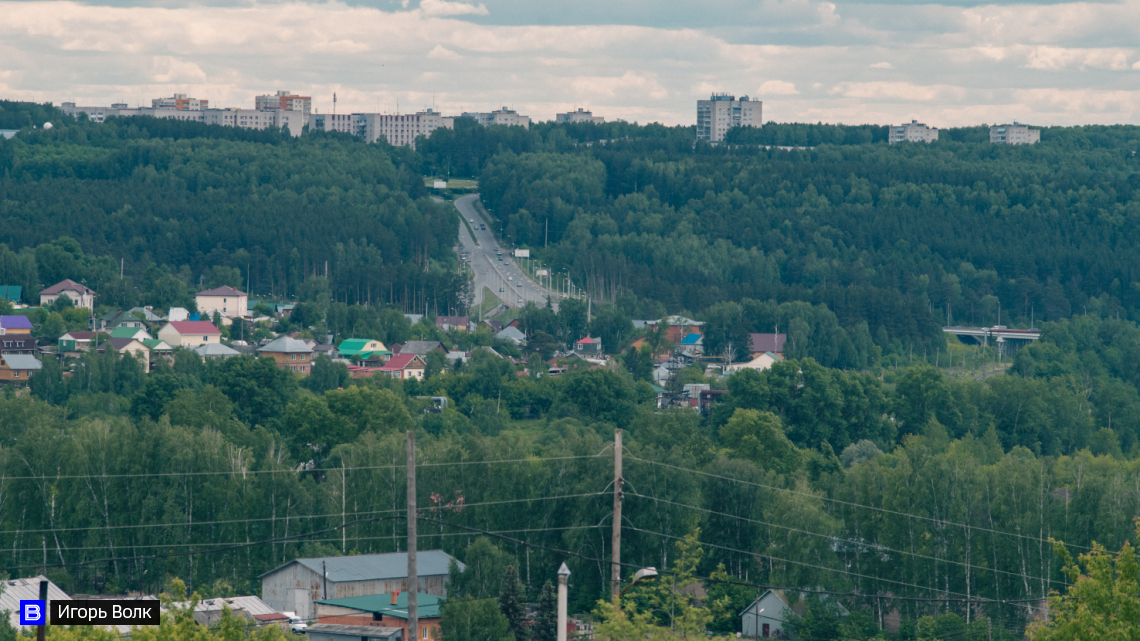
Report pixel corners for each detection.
[624,491,1068,588]
[0,453,606,481]
[627,454,1095,551]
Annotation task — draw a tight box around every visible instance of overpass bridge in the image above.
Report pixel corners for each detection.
[943,325,1040,355]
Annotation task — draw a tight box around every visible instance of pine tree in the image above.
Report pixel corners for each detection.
[499,564,527,640]
[532,581,557,641]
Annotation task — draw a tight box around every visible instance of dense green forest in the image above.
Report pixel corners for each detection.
[0,101,464,312]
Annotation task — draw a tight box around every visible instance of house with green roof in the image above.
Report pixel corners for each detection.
[314,593,442,641]
[110,326,152,341]
[0,286,23,304]
[337,338,392,363]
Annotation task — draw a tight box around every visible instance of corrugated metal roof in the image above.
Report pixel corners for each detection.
[167,595,280,615]
[260,550,462,581]
[258,337,312,354]
[315,592,442,619]
[2,354,42,370]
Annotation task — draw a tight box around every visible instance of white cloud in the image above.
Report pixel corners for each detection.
[427,44,463,60]
[758,80,798,95]
[418,0,488,17]
[1,0,1139,127]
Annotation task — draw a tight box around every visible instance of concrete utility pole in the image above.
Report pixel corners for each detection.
[38,579,47,641]
[611,429,623,604]
[557,563,570,641]
[407,430,418,641]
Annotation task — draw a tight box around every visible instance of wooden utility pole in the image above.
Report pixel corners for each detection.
[611,429,623,604]
[407,430,418,641]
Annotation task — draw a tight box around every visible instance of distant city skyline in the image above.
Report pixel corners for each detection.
[2,0,1138,127]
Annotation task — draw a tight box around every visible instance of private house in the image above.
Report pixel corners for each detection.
[0,315,33,334]
[110,326,153,341]
[0,335,37,355]
[259,550,461,622]
[194,343,241,359]
[305,625,402,641]
[1,576,70,630]
[377,353,425,380]
[679,333,703,355]
[257,336,313,375]
[496,326,525,345]
[169,307,191,322]
[0,354,41,383]
[164,595,280,628]
[434,315,469,332]
[0,286,23,304]
[102,338,151,366]
[316,593,443,641]
[142,339,174,368]
[725,352,783,374]
[58,331,105,354]
[742,589,848,639]
[313,344,339,360]
[393,341,445,357]
[337,339,391,362]
[575,337,602,355]
[39,279,96,311]
[750,333,786,358]
[158,320,222,347]
[98,308,160,331]
[196,286,248,319]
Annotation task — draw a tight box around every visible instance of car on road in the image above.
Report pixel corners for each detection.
[284,613,306,635]
[470,218,474,223]
[517,283,522,288]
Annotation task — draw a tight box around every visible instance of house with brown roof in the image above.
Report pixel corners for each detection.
[434,315,470,332]
[39,279,96,311]
[377,354,425,380]
[0,335,37,355]
[749,333,786,358]
[101,337,152,368]
[158,321,222,347]
[257,336,313,375]
[196,286,248,319]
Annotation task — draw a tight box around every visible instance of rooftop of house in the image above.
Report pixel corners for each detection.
[379,353,422,370]
[198,286,247,297]
[0,315,33,330]
[1,354,41,370]
[195,343,241,357]
[314,593,443,620]
[750,333,787,353]
[40,279,95,296]
[0,286,23,302]
[680,333,702,345]
[259,550,462,581]
[257,336,313,354]
[304,624,402,638]
[396,340,445,355]
[166,321,221,335]
[110,326,147,338]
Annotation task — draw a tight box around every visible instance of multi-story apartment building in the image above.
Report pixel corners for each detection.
[990,122,1040,145]
[696,94,761,143]
[152,94,208,110]
[889,120,939,144]
[255,91,312,126]
[556,108,604,124]
[461,107,531,129]
[57,103,303,136]
[312,109,455,149]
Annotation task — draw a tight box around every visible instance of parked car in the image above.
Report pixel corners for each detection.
[284,613,306,635]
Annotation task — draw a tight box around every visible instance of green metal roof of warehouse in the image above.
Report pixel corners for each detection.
[314,593,443,619]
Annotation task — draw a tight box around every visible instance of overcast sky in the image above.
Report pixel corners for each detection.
[2,0,1138,126]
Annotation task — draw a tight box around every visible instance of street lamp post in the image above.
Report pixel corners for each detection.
[618,567,659,597]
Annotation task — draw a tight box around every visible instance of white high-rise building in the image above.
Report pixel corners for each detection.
[556,108,604,124]
[256,91,312,126]
[990,122,1040,145]
[152,94,208,110]
[696,94,761,143]
[889,120,939,144]
[57,103,303,136]
[461,108,531,129]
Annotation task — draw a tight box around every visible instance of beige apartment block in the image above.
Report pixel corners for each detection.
[889,120,939,144]
[556,108,604,124]
[990,122,1040,144]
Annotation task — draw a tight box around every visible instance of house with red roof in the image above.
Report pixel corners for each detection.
[377,353,426,380]
[575,336,602,355]
[158,320,222,347]
[39,279,96,311]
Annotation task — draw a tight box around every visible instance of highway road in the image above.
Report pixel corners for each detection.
[453,194,563,312]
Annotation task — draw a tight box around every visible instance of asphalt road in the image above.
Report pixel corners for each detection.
[454,194,563,312]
